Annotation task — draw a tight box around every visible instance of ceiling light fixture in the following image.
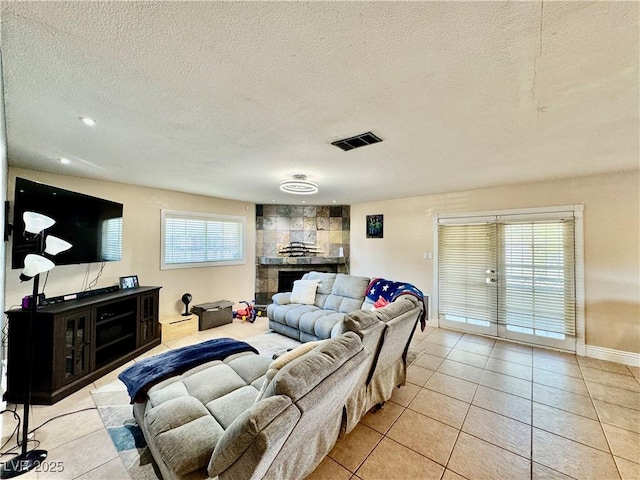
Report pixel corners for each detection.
[280,174,318,195]
[79,117,96,127]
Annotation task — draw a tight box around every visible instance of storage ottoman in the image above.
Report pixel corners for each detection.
[191,300,234,330]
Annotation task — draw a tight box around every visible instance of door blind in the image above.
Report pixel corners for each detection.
[497,219,576,335]
[438,223,498,325]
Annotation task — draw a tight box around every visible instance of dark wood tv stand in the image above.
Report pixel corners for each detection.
[4,286,161,405]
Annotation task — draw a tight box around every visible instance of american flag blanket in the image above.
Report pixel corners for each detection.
[366,278,427,331]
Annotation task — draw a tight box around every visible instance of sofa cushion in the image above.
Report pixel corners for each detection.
[182,363,249,405]
[298,310,346,339]
[290,279,321,305]
[206,385,261,429]
[324,274,370,313]
[146,396,225,475]
[255,340,324,403]
[207,396,300,478]
[269,303,319,326]
[303,272,337,308]
[285,305,321,329]
[269,340,323,372]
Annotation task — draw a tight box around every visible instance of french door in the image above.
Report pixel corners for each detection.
[437,208,581,351]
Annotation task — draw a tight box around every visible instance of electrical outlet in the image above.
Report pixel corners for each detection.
[423,252,433,259]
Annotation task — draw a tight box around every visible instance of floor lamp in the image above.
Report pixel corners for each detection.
[1,212,71,479]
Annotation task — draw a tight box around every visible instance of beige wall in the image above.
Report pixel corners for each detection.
[5,168,256,318]
[350,171,640,354]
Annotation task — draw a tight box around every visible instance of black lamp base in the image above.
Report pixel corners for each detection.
[1,450,48,479]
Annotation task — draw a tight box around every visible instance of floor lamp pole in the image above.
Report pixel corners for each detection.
[1,261,48,478]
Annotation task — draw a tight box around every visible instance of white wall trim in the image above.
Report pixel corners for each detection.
[585,345,640,367]
[425,318,438,328]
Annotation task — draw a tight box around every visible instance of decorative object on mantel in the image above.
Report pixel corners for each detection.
[366,214,384,239]
[278,241,324,257]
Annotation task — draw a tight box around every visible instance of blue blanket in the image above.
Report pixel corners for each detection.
[118,337,258,403]
[366,278,427,331]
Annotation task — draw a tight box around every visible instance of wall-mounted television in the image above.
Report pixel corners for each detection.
[11,177,123,269]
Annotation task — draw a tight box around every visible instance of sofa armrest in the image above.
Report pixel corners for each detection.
[271,292,292,305]
[208,396,300,479]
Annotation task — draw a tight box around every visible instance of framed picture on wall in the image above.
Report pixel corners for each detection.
[366,214,384,238]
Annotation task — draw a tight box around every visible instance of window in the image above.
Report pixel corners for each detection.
[436,206,584,351]
[100,217,122,261]
[161,210,245,269]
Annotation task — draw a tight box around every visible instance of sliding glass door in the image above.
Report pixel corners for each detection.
[437,208,580,351]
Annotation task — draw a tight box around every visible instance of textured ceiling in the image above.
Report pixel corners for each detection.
[1,1,638,205]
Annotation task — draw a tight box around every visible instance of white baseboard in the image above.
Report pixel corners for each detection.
[425,317,438,328]
[585,345,640,367]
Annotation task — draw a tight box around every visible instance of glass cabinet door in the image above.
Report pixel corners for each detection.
[63,309,92,383]
[138,293,159,345]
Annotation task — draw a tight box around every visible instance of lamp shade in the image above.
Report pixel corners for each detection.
[20,254,55,282]
[23,212,55,235]
[45,236,72,256]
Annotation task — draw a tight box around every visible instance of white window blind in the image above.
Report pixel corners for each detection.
[438,223,498,327]
[161,210,245,269]
[497,219,576,336]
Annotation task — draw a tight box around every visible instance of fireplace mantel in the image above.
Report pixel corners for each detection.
[255,257,348,305]
[257,256,345,266]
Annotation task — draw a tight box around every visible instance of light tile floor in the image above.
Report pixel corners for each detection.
[311,327,640,480]
[2,319,639,480]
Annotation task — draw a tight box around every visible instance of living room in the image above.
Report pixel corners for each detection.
[0,2,638,480]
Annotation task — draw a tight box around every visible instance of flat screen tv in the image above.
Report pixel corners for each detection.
[12,177,123,269]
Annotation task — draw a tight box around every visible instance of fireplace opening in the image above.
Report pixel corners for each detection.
[278,271,308,293]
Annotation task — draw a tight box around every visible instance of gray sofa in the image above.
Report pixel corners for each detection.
[268,271,425,434]
[131,272,424,480]
[133,332,368,480]
[267,272,373,342]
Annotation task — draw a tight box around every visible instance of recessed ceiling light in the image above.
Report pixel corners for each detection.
[79,117,96,127]
[60,157,70,165]
[280,174,318,195]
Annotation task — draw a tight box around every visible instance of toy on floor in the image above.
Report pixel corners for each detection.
[232,300,261,323]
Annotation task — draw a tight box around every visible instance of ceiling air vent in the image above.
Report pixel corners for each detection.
[331,132,383,151]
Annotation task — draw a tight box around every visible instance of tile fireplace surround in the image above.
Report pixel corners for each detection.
[255,204,350,305]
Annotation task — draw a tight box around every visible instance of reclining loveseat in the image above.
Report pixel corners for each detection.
[267,272,371,342]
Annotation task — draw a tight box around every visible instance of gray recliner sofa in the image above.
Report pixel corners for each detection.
[133,332,368,480]
[268,271,426,435]
[267,272,372,342]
